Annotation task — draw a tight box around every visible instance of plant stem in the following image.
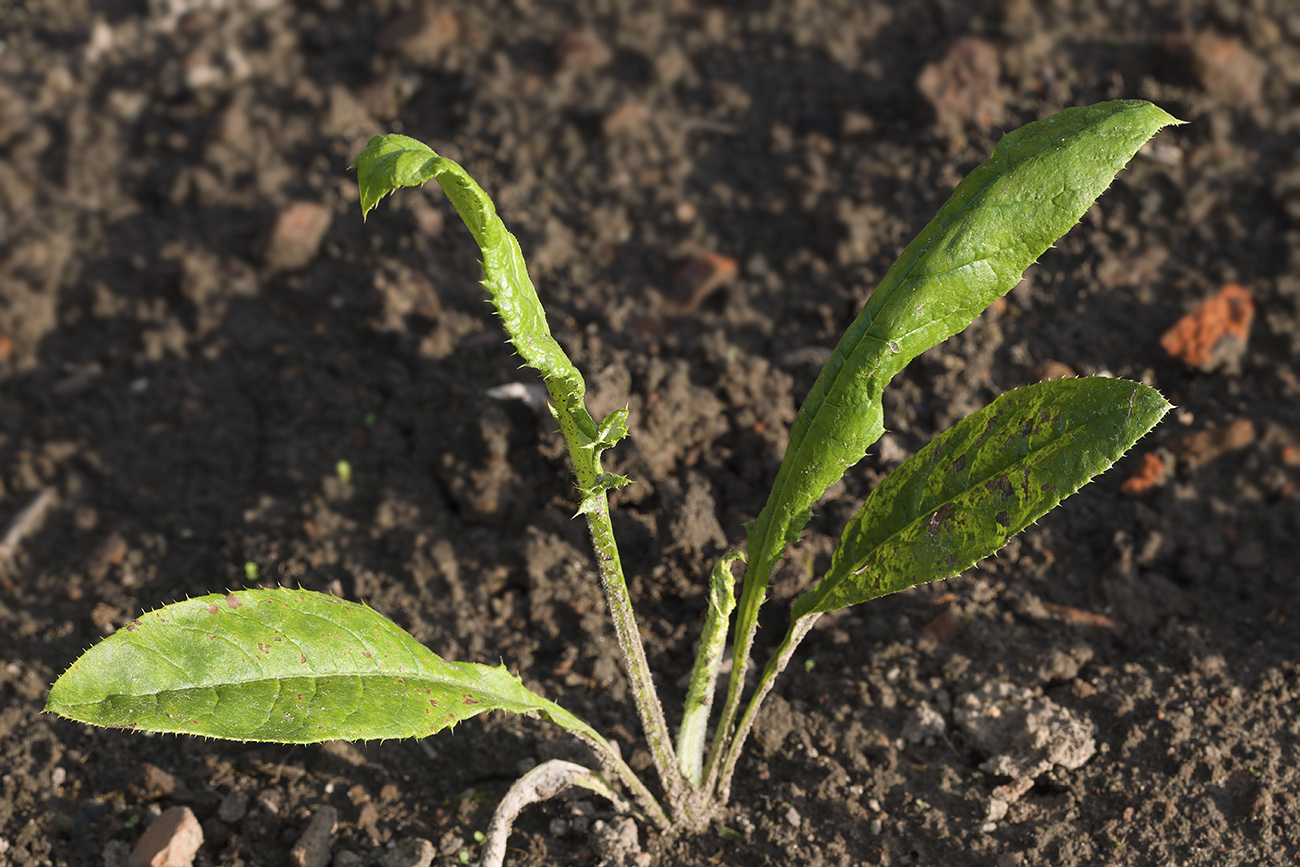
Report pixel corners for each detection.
[699,547,776,797]
[553,393,687,819]
[676,553,739,785]
[577,492,689,820]
[714,612,821,805]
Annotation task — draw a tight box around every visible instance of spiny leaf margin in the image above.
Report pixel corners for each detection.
[47,588,558,743]
[744,100,1180,603]
[792,377,1173,618]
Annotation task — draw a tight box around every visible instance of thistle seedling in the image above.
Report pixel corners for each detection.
[48,100,1179,864]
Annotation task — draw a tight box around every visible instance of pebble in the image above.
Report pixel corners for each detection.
[916,37,1004,141]
[126,806,203,867]
[784,806,802,828]
[265,201,332,272]
[1186,33,1267,104]
[290,805,338,867]
[217,790,249,823]
[377,838,434,867]
[1171,418,1256,470]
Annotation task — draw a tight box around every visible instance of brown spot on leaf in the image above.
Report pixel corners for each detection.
[225,594,242,609]
[462,694,480,706]
[926,503,956,539]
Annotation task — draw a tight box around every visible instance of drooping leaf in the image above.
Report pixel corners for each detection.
[47,589,561,743]
[743,101,1180,606]
[351,135,618,501]
[791,377,1172,618]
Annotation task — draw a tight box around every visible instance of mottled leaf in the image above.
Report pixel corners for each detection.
[744,101,1180,604]
[791,378,1172,618]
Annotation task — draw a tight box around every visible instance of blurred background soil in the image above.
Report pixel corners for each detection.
[1,1,1299,865]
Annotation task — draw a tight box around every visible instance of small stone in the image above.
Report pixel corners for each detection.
[954,681,1096,786]
[377,837,435,867]
[290,805,339,867]
[549,817,569,837]
[332,852,363,867]
[901,700,947,744]
[784,806,802,828]
[265,201,332,272]
[1171,418,1256,470]
[127,806,203,867]
[380,5,459,64]
[592,817,642,867]
[217,790,249,823]
[1186,33,1267,104]
[917,37,1004,143]
[132,763,192,802]
[555,31,612,72]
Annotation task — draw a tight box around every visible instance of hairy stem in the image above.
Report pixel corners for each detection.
[700,547,776,798]
[714,612,821,805]
[676,553,739,786]
[575,488,688,821]
[556,395,686,819]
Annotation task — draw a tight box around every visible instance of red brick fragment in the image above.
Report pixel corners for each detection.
[1120,452,1168,496]
[1160,283,1253,372]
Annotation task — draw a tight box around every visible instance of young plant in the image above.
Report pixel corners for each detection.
[48,100,1178,863]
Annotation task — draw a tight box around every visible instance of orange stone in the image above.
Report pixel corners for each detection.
[1159,283,1253,371]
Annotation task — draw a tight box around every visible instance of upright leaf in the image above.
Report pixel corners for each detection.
[792,378,1172,618]
[49,589,566,743]
[744,100,1179,601]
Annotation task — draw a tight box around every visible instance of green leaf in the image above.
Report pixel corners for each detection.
[352,135,617,499]
[791,377,1172,618]
[47,589,562,743]
[744,101,1179,598]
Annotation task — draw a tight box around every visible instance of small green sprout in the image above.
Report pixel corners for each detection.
[336,459,352,485]
[48,101,1180,866]
[243,561,259,581]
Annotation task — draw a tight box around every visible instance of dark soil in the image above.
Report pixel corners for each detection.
[3,1,1299,865]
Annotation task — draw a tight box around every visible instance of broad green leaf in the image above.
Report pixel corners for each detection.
[738,100,1179,636]
[791,378,1172,618]
[47,589,568,743]
[351,135,622,504]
